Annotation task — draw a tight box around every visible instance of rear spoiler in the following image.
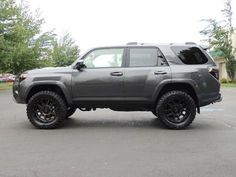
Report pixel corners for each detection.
[200,45,209,50]
[185,42,209,50]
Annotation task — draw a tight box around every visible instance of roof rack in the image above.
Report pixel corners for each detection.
[126,42,138,45]
[169,42,197,45]
[185,42,197,45]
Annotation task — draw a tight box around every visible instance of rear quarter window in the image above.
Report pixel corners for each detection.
[171,46,208,64]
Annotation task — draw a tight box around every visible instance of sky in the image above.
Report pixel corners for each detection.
[20,0,236,52]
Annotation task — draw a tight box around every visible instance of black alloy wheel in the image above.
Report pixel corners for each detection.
[156,91,196,129]
[27,91,67,129]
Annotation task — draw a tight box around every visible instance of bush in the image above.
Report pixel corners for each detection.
[227,80,236,84]
[220,78,228,83]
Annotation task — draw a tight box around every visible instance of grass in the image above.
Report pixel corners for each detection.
[0,82,13,90]
[221,82,236,87]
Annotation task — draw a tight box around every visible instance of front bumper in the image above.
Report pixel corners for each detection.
[12,79,25,104]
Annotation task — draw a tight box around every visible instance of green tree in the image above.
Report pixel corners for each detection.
[51,33,80,67]
[0,0,79,74]
[0,0,46,74]
[200,0,236,81]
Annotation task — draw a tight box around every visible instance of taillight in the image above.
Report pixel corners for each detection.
[209,66,219,80]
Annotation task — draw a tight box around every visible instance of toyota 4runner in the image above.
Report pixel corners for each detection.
[13,43,222,129]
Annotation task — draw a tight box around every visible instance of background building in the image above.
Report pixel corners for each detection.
[210,33,236,80]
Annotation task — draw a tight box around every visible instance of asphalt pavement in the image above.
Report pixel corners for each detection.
[0,88,236,177]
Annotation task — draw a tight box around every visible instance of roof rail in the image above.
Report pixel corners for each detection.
[126,42,138,45]
[185,42,197,45]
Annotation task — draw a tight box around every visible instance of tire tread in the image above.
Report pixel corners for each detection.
[156,90,196,129]
[26,91,67,129]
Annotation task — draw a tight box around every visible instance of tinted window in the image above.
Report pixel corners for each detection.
[171,46,208,64]
[83,48,124,68]
[129,48,158,67]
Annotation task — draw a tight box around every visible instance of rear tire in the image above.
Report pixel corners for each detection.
[156,91,196,129]
[26,91,67,129]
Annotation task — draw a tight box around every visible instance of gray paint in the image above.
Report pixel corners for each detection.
[13,43,221,110]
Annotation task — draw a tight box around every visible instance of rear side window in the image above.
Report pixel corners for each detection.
[171,46,208,64]
[129,48,158,67]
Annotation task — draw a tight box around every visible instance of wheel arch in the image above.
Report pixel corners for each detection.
[154,82,200,113]
[25,82,72,106]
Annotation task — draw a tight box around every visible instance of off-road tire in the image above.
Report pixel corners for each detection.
[26,91,67,129]
[156,91,196,129]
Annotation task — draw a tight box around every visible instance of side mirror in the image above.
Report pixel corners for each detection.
[75,60,86,70]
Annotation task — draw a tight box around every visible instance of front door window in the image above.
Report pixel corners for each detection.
[83,48,124,68]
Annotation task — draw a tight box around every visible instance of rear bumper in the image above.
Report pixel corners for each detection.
[199,93,222,107]
[214,93,222,103]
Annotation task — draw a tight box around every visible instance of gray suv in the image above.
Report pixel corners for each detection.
[13,43,222,129]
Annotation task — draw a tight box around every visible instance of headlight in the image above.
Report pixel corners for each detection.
[19,72,28,82]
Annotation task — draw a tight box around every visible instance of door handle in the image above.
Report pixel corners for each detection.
[110,72,123,76]
[154,71,167,75]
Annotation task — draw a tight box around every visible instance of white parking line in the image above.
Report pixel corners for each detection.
[201,108,224,112]
[222,121,236,130]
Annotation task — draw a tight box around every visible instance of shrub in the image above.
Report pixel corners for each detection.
[220,78,228,83]
[227,80,236,84]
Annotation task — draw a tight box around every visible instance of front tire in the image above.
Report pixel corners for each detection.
[152,110,158,118]
[66,107,77,118]
[156,91,196,129]
[26,91,67,129]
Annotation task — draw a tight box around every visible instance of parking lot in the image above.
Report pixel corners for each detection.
[0,88,236,177]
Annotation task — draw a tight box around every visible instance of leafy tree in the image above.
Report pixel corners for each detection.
[0,0,79,74]
[200,0,236,81]
[51,33,80,67]
[33,31,56,67]
[0,0,46,74]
